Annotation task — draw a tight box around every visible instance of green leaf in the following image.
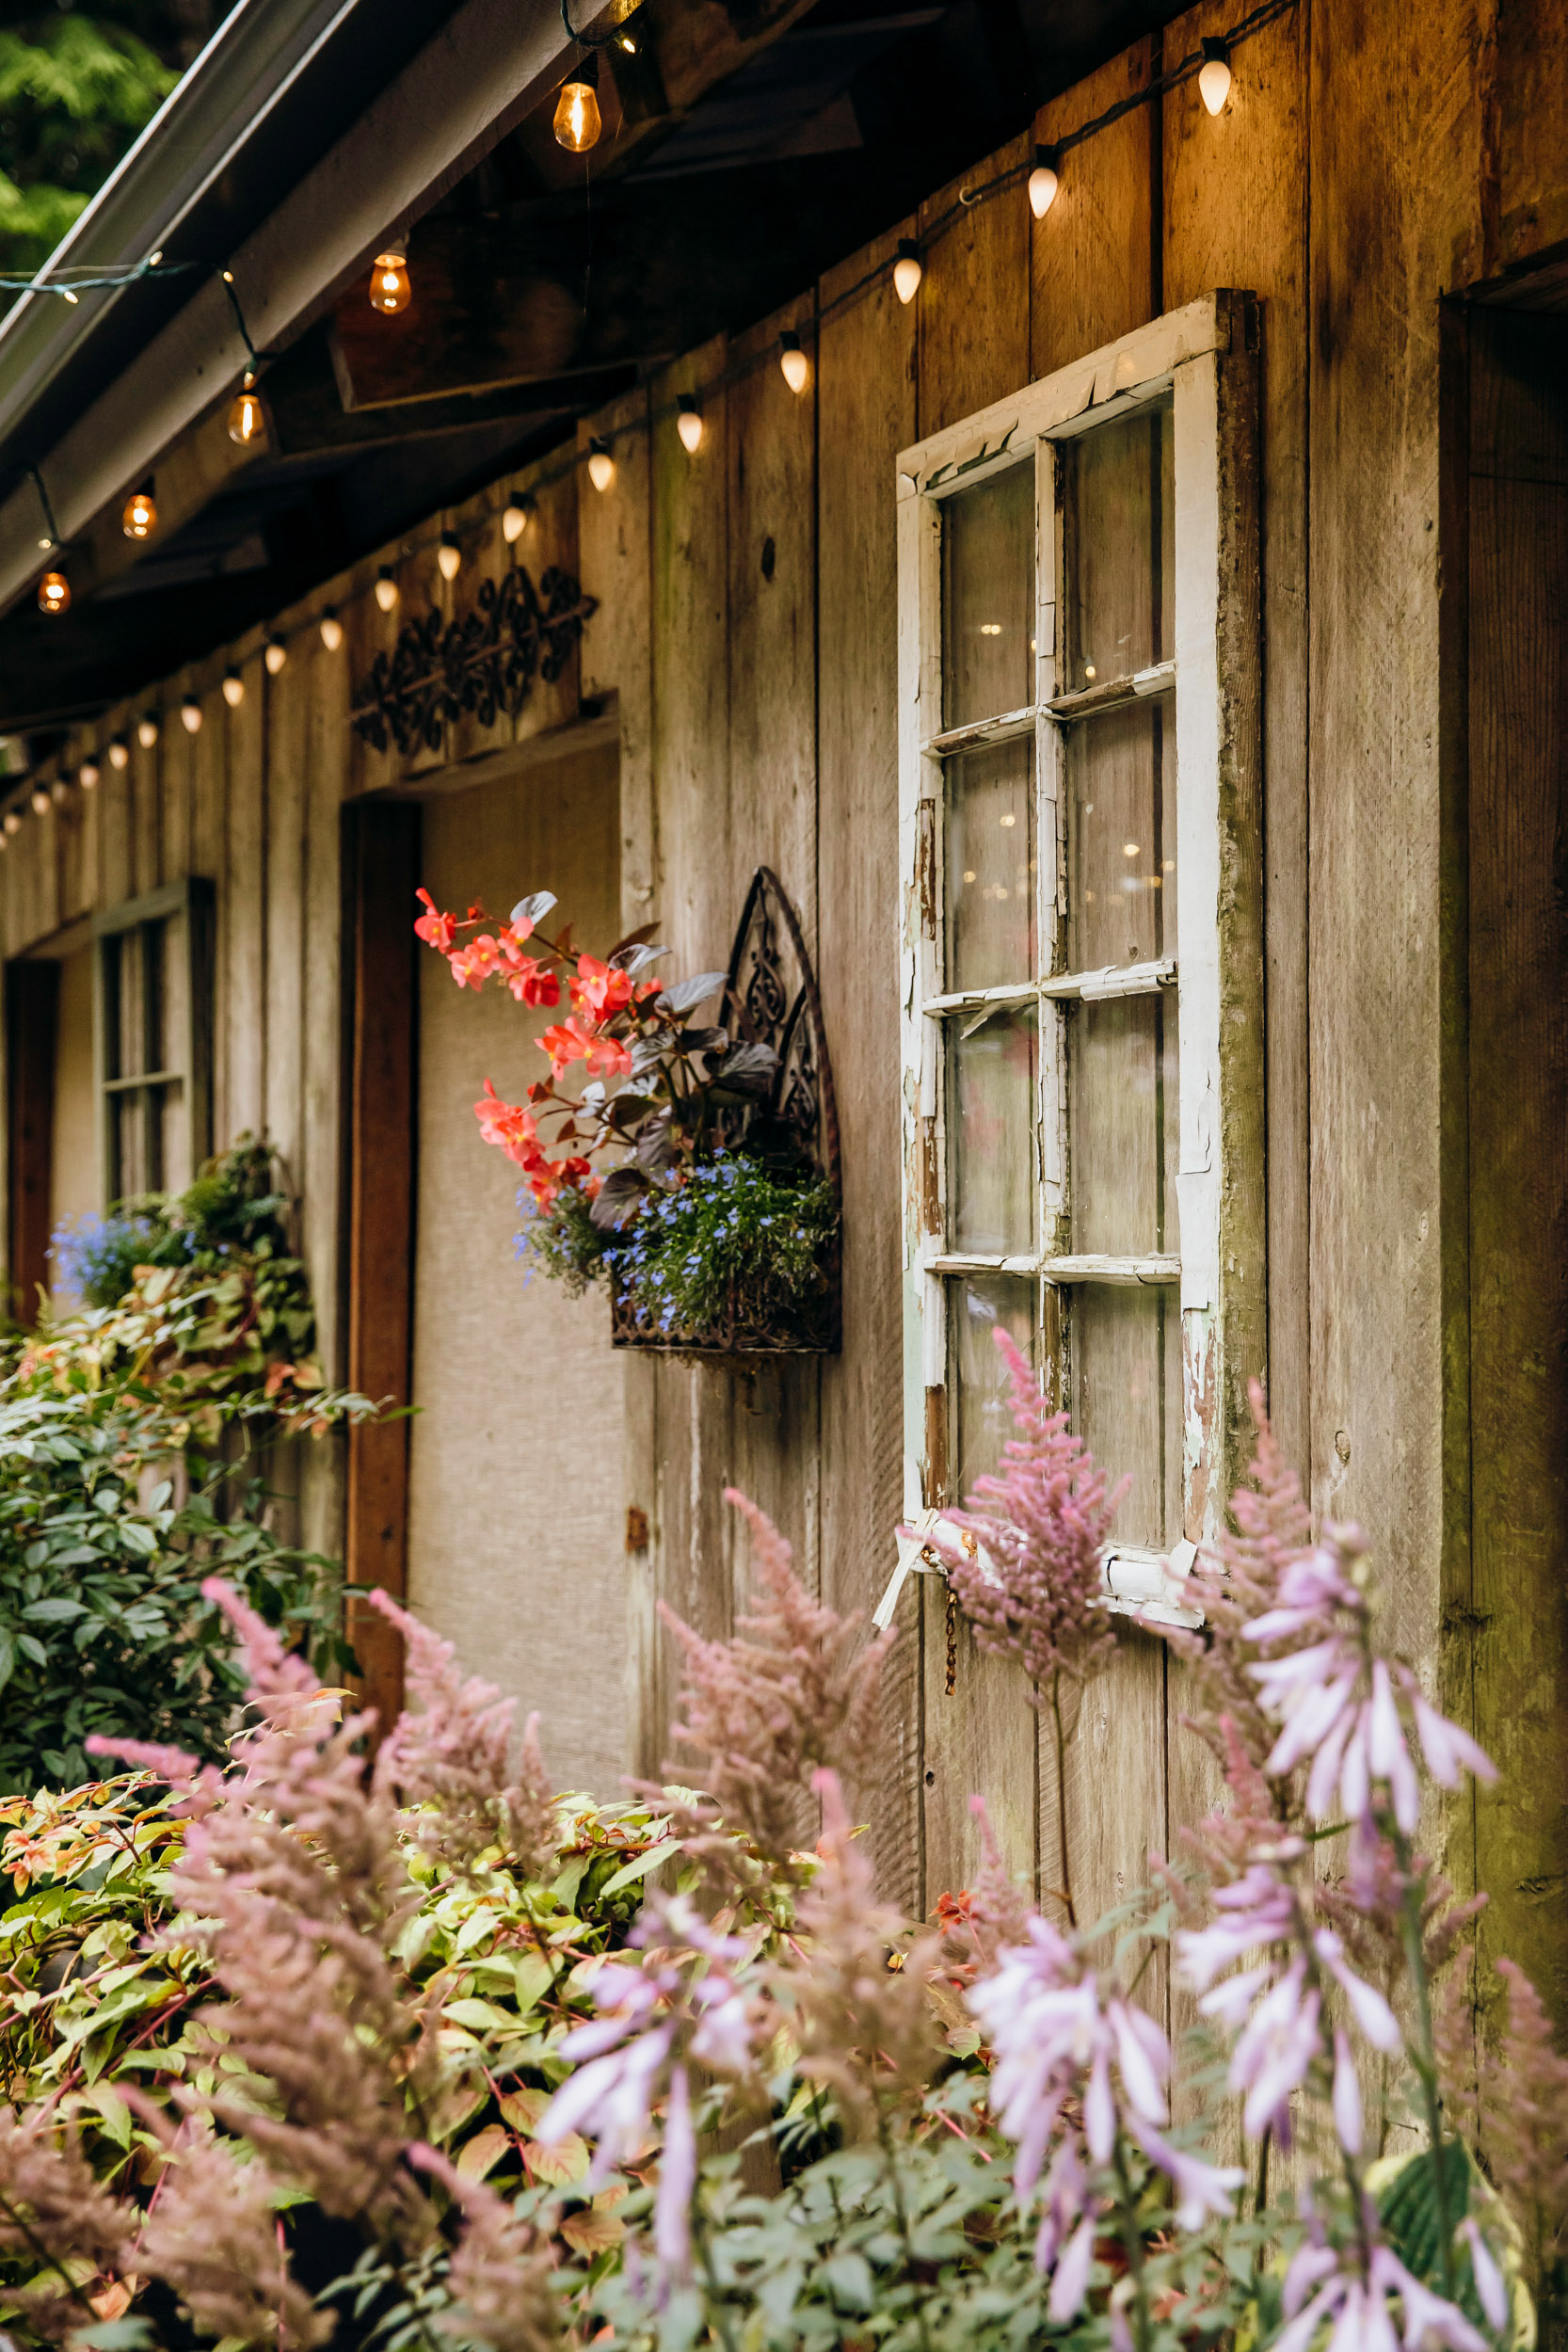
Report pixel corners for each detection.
[598,1838,682,1897]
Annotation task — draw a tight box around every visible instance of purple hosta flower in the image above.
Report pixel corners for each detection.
[968,1918,1240,2307]
[536,1895,757,2280]
[1457,2219,1510,2334]
[1276,2234,1488,2352]
[1245,1533,1496,1834]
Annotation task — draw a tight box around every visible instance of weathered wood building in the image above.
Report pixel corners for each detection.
[0,0,1563,2034]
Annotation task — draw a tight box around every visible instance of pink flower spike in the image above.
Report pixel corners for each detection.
[1332,2026,1363,2154]
[1048,2216,1096,2318]
[1109,1999,1168,2126]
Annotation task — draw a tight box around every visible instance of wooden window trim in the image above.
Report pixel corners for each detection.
[92,877,215,1204]
[889,289,1263,1634]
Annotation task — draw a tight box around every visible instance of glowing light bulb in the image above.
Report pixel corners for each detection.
[677,395,703,454]
[1198,37,1231,114]
[108,739,129,772]
[137,713,160,749]
[3,811,19,836]
[319,607,344,652]
[78,760,99,791]
[437,533,462,582]
[369,248,410,313]
[587,440,615,492]
[37,570,70,616]
[893,238,922,304]
[779,330,808,394]
[502,495,529,544]
[1028,143,1060,218]
[228,372,264,444]
[180,695,202,735]
[375,565,400,613]
[264,636,287,677]
[553,74,601,152]
[31,788,50,814]
[122,486,157,539]
[222,668,245,708]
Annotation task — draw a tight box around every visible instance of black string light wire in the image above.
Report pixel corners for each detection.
[0,248,193,298]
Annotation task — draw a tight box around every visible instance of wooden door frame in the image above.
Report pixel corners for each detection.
[342,797,421,1735]
[6,958,60,1327]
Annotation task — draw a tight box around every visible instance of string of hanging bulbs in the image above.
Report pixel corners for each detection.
[11,0,1291,804]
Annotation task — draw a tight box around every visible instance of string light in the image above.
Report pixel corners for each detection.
[51,779,69,805]
[137,712,160,749]
[78,760,99,790]
[181,695,202,734]
[1028,143,1061,217]
[587,439,615,491]
[375,565,401,612]
[892,239,922,304]
[222,668,246,708]
[108,739,129,772]
[502,494,530,544]
[264,636,287,676]
[369,248,411,313]
[38,570,70,615]
[3,811,19,835]
[319,607,344,651]
[1198,36,1232,111]
[677,394,703,454]
[553,60,601,152]
[779,330,808,394]
[30,787,50,814]
[228,372,264,444]
[437,533,462,582]
[121,485,157,539]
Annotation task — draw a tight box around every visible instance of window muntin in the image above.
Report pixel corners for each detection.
[95,880,213,1204]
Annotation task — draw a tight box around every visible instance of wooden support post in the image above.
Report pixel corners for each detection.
[344,800,420,1736]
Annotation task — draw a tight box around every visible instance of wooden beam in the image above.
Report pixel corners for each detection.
[344,800,420,1736]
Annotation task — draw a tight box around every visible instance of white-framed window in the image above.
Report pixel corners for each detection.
[94,878,215,1203]
[885,292,1263,1635]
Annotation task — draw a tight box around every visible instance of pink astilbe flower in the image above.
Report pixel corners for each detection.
[911,1326,1119,1696]
[89,1580,428,2238]
[1482,1958,1568,2297]
[408,2146,559,2352]
[536,1893,759,2280]
[774,1769,941,2140]
[135,2125,332,2349]
[0,2106,135,2341]
[654,1489,892,1864]
[968,1917,1241,2305]
[368,1589,558,1874]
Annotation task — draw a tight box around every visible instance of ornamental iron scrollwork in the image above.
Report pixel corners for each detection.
[350,563,598,756]
[609,867,842,1359]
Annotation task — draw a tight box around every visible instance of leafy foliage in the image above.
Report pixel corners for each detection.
[0,12,180,277]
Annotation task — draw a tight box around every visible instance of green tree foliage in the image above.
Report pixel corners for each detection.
[0,6,201,279]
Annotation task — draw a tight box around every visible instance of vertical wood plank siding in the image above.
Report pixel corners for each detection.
[3,0,1566,1976]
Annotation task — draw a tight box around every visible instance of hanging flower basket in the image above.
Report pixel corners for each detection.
[413,865,840,1357]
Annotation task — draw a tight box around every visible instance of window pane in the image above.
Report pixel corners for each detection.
[952,1273,1037,1501]
[1070,1285,1181,1548]
[1062,402,1173,687]
[945,739,1036,991]
[942,461,1035,728]
[947,1004,1037,1254]
[1065,700,1176,970]
[1068,995,1177,1256]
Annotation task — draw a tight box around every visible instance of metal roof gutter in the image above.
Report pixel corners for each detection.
[0,0,376,452]
[0,0,580,618]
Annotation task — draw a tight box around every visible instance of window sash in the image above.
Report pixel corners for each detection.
[93,877,215,1206]
[894,292,1261,1629]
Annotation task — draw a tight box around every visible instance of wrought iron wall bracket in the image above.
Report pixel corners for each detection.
[610,867,842,1359]
[350,562,598,756]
